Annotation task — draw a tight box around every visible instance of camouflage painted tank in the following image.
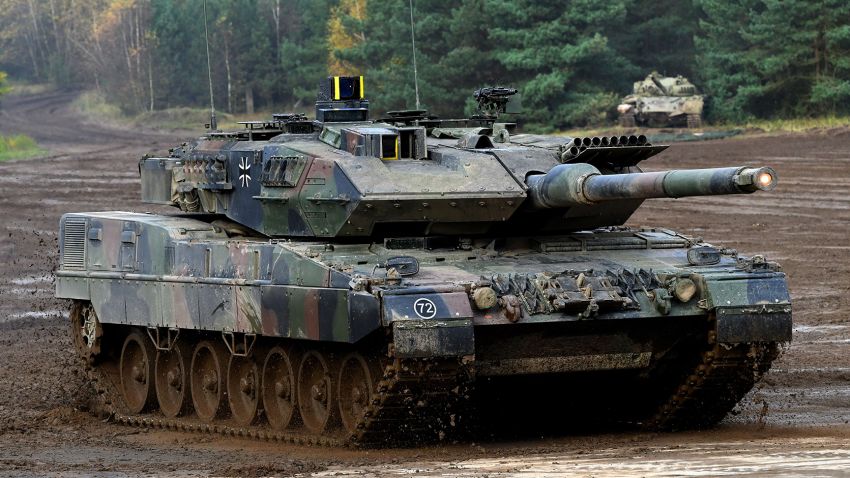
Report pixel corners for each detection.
[618,72,705,128]
[56,76,790,447]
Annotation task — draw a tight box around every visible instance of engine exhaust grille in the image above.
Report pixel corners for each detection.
[62,217,87,270]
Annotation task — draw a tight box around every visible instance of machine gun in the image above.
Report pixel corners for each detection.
[473,86,519,117]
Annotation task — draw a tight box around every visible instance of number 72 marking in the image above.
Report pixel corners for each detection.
[412,298,437,319]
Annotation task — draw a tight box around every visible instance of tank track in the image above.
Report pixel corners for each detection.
[352,357,473,446]
[646,317,780,431]
[686,113,703,129]
[69,301,471,448]
[70,301,778,445]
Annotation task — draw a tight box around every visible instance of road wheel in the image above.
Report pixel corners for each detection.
[338,352,375,435]
[262,346,296,431]
[190,340,226,422]
[297,350,337,434]
[619,113,636,128]
[227,354,260,426]
[155,342,192,418]
[119,330,156,414]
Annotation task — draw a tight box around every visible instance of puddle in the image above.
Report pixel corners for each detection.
[10,274,53,285]
[793,325,850,333]
[7,310,66,320]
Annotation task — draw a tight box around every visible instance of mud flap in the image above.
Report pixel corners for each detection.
[55,276,90,300]
[392,319,474,358]
[715,307,792,343]
[706,275,792,343]
[383,291,474,358]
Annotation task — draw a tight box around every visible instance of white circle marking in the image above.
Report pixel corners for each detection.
[413,298,437,319]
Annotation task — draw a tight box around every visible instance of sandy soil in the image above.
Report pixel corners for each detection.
[0,92,849,477]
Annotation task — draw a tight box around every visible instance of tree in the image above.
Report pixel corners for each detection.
[334,0,439,114]
[746,0,850,117]
[696,0,850,120]
[90,0,156,112]
[484,0,637,129]
[328,0,366,74]
[0,0,105,85]
[335,0,507,117]
[693,0,759,122]
[276,0,333,108]
[610,0,698,79]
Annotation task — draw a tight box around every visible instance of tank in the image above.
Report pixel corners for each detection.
[618,72,705,128]
[57,76,790,447]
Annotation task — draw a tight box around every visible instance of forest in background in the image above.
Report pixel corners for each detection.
[0,0,849,130]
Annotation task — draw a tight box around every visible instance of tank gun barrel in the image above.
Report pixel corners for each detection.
[527,164,777,209]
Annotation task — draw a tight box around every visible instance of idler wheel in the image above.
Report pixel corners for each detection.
[227,354,260,426]
[297,350,337,434]
[155,342,192,418]
[119,330,156,414]
[337,353,374,435]
[261,346,296,431]
[190,340,226,422]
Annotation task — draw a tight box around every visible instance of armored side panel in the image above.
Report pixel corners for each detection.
[56,212,384,343]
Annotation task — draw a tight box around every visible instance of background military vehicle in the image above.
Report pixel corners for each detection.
[618,72,705,128]
[56,76,790,447]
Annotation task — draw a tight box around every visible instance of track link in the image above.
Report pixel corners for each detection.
[647,318,780,431]
[352,357,473,446]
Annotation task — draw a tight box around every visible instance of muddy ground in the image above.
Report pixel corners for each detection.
[0,92,849,477]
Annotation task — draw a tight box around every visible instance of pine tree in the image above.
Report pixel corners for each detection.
[693,0,759,121]
[485,0,636,129]
[418,0,505,116]
[332,0,421,113]
[745,0,850,116]
[696,0,850,120]
[149,0,213,108]
[610,0,697,79]
[277,0,333,107]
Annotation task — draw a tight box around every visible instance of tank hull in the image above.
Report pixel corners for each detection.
[619,94,704,128]
[619,72,705,128]
[58,211,791,446]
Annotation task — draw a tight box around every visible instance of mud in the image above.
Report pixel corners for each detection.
[1,92,849,476]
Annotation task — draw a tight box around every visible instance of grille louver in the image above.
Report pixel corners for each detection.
[62,217,87,270]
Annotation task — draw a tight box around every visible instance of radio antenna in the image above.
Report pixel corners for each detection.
[203,0,217,130]
[408,0,421,110]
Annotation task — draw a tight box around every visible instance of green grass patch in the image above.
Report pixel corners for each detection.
[134,107,235,131]
[730,115,850,133]
[5,81,54,96]
[0,134,46,161]
[70,91,126,125]
[72,91,240,132]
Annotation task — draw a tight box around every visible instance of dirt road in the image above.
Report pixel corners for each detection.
[1,92,849,477]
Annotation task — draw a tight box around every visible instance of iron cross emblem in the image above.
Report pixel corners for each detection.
[239,157,251,187]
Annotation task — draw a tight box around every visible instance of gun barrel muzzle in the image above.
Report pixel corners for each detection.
[527,164,778,209]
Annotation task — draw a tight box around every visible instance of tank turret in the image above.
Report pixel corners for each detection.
[140,76,771,238]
